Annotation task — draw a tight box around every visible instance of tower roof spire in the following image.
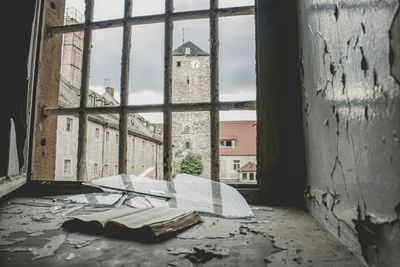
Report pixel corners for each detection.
[173,41,209,56]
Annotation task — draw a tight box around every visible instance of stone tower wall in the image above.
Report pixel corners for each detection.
[172,54,211,178]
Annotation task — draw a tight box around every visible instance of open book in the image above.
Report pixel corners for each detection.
[62,206,202,241]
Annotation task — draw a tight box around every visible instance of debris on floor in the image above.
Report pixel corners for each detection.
[0,196,363,266]
[65,233,100,248]
[167,244,230,264]
[0,234,66,260]
[65,252,77,261]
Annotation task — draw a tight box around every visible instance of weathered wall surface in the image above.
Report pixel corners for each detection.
[298,0,400,265]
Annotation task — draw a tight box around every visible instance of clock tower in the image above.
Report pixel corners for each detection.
[171,41,211,178]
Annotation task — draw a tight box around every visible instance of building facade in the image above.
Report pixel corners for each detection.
[219,121,257,184]
[55,10,162,181]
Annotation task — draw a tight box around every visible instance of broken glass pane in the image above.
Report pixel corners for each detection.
[85,173,254,218]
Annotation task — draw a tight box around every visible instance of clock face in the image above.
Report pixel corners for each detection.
[191,59,201,70]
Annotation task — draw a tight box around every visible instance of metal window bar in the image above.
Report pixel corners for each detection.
[47,6,254,35]
[42,0,255,182]
[76,0,94,181]
[210,0,219,181]
[163,0,174,181]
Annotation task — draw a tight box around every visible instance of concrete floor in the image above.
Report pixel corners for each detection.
[0,196,363,266]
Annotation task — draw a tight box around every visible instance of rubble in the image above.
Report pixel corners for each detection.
[167,244,229,264]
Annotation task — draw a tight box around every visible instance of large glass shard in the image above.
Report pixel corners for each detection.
[85,173,254,218]
[87,174,175,198]
[171,174,254,218]
[60,193,123,205]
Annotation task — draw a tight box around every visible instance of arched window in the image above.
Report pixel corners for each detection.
[184,126,190,134]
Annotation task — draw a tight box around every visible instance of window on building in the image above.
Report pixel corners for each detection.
[242,172,248,181]
[220,139,235,148]
[63,159,72,177]
[186,77,190,84]
[184,126,190,134]
[95,128,100,139]
[142,141,146,164]
[249,172,255,181]
[106,131,110,141]
[94,163,99,177]
[177,61,181,67]
[65,117,73,132]
[114,164,118,175]
[185,141,191,150]
[115,134,119,144]
[104,164,109,177]
[233,160,241,170]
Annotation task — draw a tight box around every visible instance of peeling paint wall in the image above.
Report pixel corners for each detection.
[298,0,400,265]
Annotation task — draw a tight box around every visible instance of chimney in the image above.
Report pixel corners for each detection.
[105,86,115,98]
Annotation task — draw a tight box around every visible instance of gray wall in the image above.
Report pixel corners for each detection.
[297,0,400,265]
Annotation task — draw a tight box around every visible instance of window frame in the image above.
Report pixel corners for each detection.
[233,159,240,170]
[65,117,73,132]
[37,0,256,182]
[103,163,109,177]
[63,158,72,177]
[93,162,99,177]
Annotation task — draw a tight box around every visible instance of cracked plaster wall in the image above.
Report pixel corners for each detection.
[298,0,400,266]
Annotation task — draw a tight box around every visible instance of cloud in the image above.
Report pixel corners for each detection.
[66,0,256,96]
[66,0,256,123]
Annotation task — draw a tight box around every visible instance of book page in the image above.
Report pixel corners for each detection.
[71,207,150,227]
[110,207,193,229]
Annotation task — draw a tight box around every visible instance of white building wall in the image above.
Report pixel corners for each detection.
[220,155,257,181]
[55,116,162,180]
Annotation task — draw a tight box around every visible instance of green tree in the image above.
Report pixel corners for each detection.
[180,152,203,175]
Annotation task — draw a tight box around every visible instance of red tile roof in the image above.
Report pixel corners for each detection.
[220,121,256,155]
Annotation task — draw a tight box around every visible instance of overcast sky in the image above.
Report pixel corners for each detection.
[66,0,256,122]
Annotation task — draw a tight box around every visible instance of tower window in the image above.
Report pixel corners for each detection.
[177,61,181,67]
[185,141,191,149]
[184,126,190,134]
